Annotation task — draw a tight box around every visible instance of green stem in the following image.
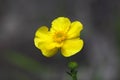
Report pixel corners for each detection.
[67,61,78,80]
[71,71,77,80]
[72,74,77,80]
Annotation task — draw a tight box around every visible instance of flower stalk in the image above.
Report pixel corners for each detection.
[67,61,78,80]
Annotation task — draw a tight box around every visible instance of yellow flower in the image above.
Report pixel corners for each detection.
[34,17,84,57]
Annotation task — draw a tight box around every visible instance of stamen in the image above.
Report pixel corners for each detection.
[53,31,67,43]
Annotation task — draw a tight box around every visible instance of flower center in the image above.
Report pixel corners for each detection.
[53,31,67,43]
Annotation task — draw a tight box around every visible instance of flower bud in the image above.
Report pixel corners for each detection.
[68,61,78,70]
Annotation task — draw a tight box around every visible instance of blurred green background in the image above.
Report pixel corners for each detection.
[0,0,120,80]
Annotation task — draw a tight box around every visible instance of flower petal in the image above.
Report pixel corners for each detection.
[37,39,58,57]
[34,26,58,57]
[35,26,49,38]
[34,26,55,50]
[34,26,50,48]
[61,38,84,57]
[40,47,58,57]
[51,17,71,33]
[67,21,83,39]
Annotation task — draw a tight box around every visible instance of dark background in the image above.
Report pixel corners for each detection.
[0,0,120,80]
